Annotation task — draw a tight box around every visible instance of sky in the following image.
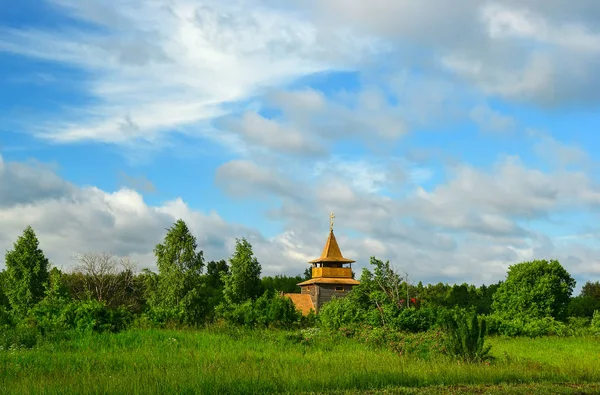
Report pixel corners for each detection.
[1,0,599,290]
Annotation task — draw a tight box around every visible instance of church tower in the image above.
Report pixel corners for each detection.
[295,213,360,313]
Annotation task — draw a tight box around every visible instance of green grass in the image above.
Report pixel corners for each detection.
[1,329,599,394]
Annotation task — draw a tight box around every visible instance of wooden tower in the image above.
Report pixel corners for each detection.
[296,212,360,313]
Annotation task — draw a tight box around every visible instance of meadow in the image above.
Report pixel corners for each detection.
[1,328,599,394]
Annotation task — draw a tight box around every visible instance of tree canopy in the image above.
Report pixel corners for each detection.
[222,238,263,305]
[4,226,50,315]
[492,259,575,320]
[150,219,206,324]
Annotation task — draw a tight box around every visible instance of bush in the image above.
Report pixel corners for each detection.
[566,317,591,336]
[487,314,569,337]
[64,300,131,332]
[141,307,185,329]
[592,310,600,335]
[29,299,133,334]
[219,291,303,329]
[389,307,438,332]
[0,306,15,329]
[318,296,366,330]
[334,325,446,360]
[441,310,491,362]
[0,325,39,350]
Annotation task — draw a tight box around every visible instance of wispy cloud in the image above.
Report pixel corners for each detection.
[0,0,378,146]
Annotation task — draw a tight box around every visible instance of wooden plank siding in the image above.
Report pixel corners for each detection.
[316,284,352,311]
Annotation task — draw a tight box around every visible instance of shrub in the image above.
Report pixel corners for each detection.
[219,291,303,329]
[521,316,568,337]
[592,310,600,335]
[566,317,591,336]
[59,300,132,333]
[0,306,15,329]
[441,310,491,362]
[318,296,366,330]
[339,325,446,360]
[0,325,39,350]
[389,306,438,332]
[487,314,570,337]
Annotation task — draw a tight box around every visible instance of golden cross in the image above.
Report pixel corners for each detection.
[329,212,335,231]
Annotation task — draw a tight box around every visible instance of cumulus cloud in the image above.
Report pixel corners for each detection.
[212,144,600,284]
[305,0,600,107]
[1,149,600,285]
[220,112,326,156]
[470,104,516,133]
[0,154,310,275]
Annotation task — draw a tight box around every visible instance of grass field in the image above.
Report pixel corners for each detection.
[1,328,599,394]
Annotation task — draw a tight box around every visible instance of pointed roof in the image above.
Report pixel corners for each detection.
[308,229,355,264]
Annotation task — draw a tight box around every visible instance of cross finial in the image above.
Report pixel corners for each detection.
[329,212,335,231]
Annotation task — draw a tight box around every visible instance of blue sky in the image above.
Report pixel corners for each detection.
[1,0,599,290]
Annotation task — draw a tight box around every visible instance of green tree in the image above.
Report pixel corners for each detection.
[222,238,263,305]
[370,256,405,309]
[206,260,229,289]
[261,275,303,294]
[150,219,206,325]
[568,295,600,318]
[303,267,312,280]
[4,226,50,315]
[581,281,600,300]
[492,259,575,321]
[0,271,9,308]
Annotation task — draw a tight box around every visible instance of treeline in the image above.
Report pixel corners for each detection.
[319,257,600,337]
[1,220,599,346]
[0,221,315,336]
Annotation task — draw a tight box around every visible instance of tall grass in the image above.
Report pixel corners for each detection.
[1,328,599,394]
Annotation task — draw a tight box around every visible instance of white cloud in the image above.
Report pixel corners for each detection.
[482,3,600,53]
[0,0,377,145]
[305,0,600,106]
[470,104,516,133]
[531,132,592,168]
[1,151,600,285]
[222,112,325,156]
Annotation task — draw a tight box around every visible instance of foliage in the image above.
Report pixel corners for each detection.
[205,259,229,289]
[581,281,600,299]
[222,238,263,305]
[149,219,207,325]
[0,325,39,350]
[262,274,304,294]
[0,270,9,308]
[591,310,600,335]
[30,295,132,335]
[369,256,407,309]
[4,226,50,316]
[0,305,15,329]
[318,294,367,330]
[303,267,312,280]
[27,267,72,334]
[492,259,575,321]
[390,306,439,332]
[219,291,302,328]
[201,259,230,320]
[441,309,491,362]
[486,314,570,337]
[567,295,600,318]
[69,252,141,310]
